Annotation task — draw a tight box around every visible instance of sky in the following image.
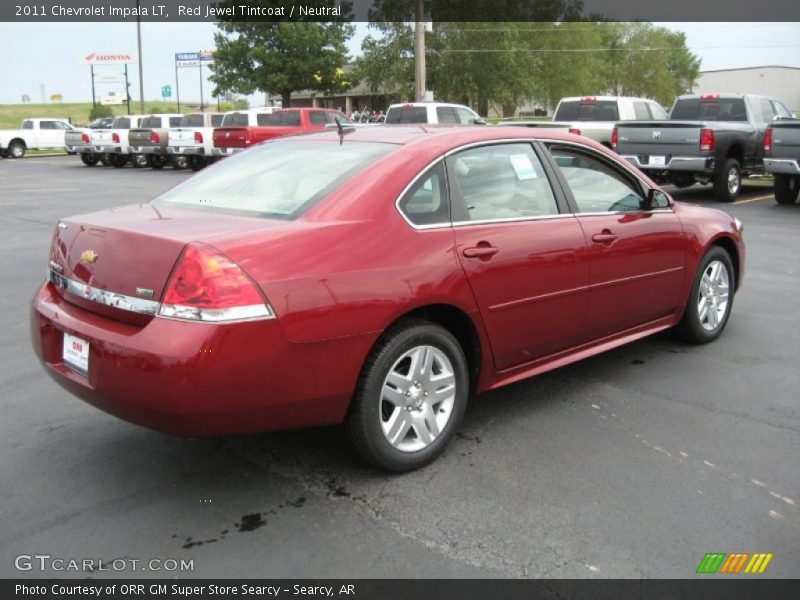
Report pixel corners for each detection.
[0,21,798,106]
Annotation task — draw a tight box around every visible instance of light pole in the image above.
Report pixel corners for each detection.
[136,0,144,113]
[414,0,426,102]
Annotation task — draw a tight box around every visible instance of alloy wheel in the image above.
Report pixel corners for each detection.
[698,260,730,332]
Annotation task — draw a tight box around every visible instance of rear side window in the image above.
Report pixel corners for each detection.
[154,140,393,219]
[633,102,651,120]
[397,161,449,226]
[386,107,427,124]
[181,114,205,127]
[671,98,748,122]
[449,143,558,222]
[548,146,644,213]
[555,100,620,121]
[309,111,327,125]
[436,107,458,124]
[221,113,249,126]
[211,114,223,127]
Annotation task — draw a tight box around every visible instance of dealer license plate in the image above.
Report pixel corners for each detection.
[649,155,666,167]
[63,333,89,374]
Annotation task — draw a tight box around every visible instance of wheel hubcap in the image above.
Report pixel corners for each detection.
[379,345,456,452]
[698,260,730,332]
[727,167,740,195]
[12,146,23,157]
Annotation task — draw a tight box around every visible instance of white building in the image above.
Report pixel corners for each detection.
[692,66,800,113]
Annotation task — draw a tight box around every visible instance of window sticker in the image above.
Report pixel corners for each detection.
[509,154,538,180]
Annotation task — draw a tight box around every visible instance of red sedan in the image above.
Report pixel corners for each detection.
[31,126,745,471]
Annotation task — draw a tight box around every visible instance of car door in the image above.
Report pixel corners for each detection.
[448,142,591,371]
[543,143,687,339]
[37,121,64,148]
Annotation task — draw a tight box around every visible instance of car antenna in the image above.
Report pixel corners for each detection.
[335,119,355,145]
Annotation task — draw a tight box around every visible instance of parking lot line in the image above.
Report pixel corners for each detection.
[733,194,775,205]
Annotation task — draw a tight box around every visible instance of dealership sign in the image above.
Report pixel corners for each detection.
[83,52,137,64]
[176,51,215,68]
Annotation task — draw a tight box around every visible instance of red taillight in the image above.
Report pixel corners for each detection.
[244,130,253,145]
[81,133,90,144]
[699,128,715,152]
[611,126,619,150]
[112,132,120,143]
[194,131,203,144]
[764,127,773,152]
[150,132,160,144]
[159,244,273,322]
[700,94,720,100]
[568,128,581,136]
[580,96,596,103]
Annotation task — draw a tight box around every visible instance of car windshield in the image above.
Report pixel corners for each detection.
[140,117,162,128]
[671,98,748,122]
[180,114,205,127]
[153,140,393,219]
[555,101,620,121]
[221,113,250,126]
[385,107,427,124]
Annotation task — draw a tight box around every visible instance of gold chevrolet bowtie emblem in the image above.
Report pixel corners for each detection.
[80,250,98,265]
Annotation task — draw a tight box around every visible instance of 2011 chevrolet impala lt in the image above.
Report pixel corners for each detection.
[30,126,745,471]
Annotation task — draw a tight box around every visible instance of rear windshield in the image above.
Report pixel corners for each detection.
[221,113,250,126]
[265,111,302,126]
[180,114,204,127]
[153,140,393,219]
[671,98,748,122]
[385,107,428,124]
[554,100,620,121]
[140,117,162,128]
[112,117,131,129]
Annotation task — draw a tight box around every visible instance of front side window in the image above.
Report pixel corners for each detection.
[397,161,449,226]
[456,108,480,124]
[649,103,668,120]
[22,120,33,129]
[309,111,327,125]
[773,101,793,119]
[449,143,558,222]
[436,107,458,124]
[40,121,56,129]
[548,146,645,213]
[154,140,393,219]
[759,99,777,123]
[633,102,651,120]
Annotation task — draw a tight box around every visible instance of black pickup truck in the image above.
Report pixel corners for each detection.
[764,120,800,205]
[615,94,794,202]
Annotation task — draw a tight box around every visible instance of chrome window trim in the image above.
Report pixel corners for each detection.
[394,137,670,231]
[49,270,160,316]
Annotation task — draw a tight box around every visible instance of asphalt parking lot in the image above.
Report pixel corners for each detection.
[0,156,798,579]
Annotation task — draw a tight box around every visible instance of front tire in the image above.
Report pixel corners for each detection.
[675,246,735,344]
[774,174,799,205]
[346,320,469,472]
[8,141,25,159]
[714,158,741,202]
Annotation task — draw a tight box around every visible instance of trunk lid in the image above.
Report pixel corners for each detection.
[769,121,800,160]
[213,127,252,148]
[48,203,279,325]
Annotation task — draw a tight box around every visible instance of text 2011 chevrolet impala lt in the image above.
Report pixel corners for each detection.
[31,127,744,471]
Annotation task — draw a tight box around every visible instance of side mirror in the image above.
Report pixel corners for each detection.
[646,189,672,209]
[473,117,487,126]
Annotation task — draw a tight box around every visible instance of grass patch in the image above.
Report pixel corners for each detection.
[0,101,204,129]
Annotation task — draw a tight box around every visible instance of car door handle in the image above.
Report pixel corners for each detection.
[462,245,499,258]
[592,231,618,244]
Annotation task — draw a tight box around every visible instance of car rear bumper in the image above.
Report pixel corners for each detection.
[212,147,240,157]
[168,146,205,156]
[73,146,93,154]
[30,281,360,436]
[763,158,800,175]
[621,154,715,173]
[131,146,167,155]
[96,145,126,154]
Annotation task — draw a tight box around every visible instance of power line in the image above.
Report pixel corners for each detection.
[436,45,800,53]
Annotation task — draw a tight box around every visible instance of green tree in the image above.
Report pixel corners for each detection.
[88,104,113,121]
[209,1,355,107]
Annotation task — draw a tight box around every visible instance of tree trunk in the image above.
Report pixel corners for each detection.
[281,91,292,108]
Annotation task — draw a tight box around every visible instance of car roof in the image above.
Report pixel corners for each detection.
[288,124,589,149]
[387,102,473,110]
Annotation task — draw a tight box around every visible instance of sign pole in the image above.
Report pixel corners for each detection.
[124,63,131,115]
[91,65,96,107]
[199,58,204,112]
[175,56,181,113]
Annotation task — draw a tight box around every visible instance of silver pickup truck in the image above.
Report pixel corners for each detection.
[128,114,184,169]
[764,120,800,205]
[616,93,793,202]
[65,117,114,166]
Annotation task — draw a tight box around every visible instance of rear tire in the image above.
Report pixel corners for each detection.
[110,154,128,168]
[675,246,735,344]
[171,155,188,170]
[146,155,166,170]
[80,153,100,167]
[131,154,147,168]
[714,158,741,202]
[188,156,206,171]
[774,174,799,205]
[8,141,25,159]
[99,154,111,167]
[345,320,469,472]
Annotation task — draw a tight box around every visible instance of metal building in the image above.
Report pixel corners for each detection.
[692,66,800,113]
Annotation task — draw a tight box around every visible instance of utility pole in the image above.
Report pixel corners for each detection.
[413,0,426,102]
[136,0,145,113]
[90,65,96,107]
[124,63,131,115]
[199,59,204,112]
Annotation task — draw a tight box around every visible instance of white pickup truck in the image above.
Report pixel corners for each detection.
[91,115,146,168]
[0,118,81,158]
[211,107,276,158]
[166,112,224,171]
[384,102,485,125]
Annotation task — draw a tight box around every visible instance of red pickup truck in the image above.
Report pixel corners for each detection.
[213,108,350,155]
